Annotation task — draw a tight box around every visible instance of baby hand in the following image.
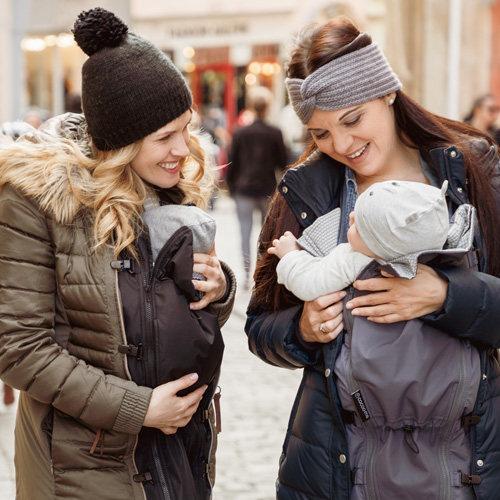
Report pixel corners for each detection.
[267,231,300,259]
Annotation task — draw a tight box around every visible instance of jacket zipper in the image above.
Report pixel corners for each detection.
[438,340,468,500]
[139,244,172,500]
[347,353,378,500]
[345,286,378,500]
[114,266,147,500]
[138,250,155,388]
[153,438,171,500]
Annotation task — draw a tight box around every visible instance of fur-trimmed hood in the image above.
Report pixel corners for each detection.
[0,113,94,224]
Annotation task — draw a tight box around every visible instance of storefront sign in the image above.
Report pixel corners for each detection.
[167,22,249,39]
[135,12,292,48]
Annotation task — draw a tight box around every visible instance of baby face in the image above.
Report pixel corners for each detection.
[347,212,378,258]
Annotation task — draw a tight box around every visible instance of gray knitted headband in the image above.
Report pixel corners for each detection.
[285,38,402,124]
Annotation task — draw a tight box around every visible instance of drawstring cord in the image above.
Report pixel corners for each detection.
[90,428,106,455]
[403,425,420,454]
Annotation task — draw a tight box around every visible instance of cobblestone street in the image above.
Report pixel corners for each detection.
[208,193,303,500]
[0,193,303,500]
[0,394,16,500]
[211,289,301,500]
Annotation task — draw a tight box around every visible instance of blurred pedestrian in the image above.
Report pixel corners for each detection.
[2,382,14,405]
[227,86,288,288]
[463,93,500,143]
[246,15,500,500]
[0,7,235,500]
[23,107,47,129]
[278,102,307,164]
[200,107,232,208]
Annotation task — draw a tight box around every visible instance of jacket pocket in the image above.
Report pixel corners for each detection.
[50,409,129,470]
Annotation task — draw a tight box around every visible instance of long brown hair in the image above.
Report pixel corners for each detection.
[251,16,500,313]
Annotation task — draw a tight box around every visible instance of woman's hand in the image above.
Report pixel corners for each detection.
[345,263,448,323]
[143,373,208,435]
[298,290,346,343]
[190,244,227,310]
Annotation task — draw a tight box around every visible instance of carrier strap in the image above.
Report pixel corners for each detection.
[214,389,222,434]
[203,388,222,434]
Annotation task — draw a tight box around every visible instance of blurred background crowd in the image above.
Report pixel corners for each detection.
[1,0,500,148]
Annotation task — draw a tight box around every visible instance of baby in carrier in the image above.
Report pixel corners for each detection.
[269,180,481,499]
[142,204,224,397]
[269,179,454,298]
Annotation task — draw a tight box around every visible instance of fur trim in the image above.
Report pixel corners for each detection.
[0,113,94,224]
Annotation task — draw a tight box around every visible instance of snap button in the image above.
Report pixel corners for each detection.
[339,454,346,464]
[301,212,307,219]
[324,368,331,377]
[483,374,487,380]
[450,150,457,158]
[477,459,484,467]
[457,187,463,193]
[282,186,288,194]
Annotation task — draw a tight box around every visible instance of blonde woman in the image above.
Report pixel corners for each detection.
[0,8,235,500]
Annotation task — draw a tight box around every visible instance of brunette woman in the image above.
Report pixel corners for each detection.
[246,16,500,500]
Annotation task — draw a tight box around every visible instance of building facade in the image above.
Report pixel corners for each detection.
[0,0,130,124]
[0,0,498,128]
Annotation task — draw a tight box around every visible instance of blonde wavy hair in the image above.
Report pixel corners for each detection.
[0,116,214,259]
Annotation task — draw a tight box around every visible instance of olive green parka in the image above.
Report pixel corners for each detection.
[0,114,235,499]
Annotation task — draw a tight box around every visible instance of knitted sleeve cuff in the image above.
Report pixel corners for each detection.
[211,260,237,328]
[113,389,152,435]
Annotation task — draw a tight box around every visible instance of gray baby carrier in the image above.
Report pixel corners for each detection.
[300,204,482,499]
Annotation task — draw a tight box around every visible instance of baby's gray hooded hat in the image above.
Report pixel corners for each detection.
[354,180,449,261]
[143,205,216,261]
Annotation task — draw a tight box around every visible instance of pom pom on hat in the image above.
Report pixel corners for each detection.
[72,7,193,151]
[72,7,128,56]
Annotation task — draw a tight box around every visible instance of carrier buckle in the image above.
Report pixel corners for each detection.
[133,471,154,483]
[461,473,482,485]
[461,414,480,426]
[110,259,132,270]
[118,343,142,360]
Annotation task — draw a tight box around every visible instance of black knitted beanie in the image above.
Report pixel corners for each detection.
[72,7,193,151]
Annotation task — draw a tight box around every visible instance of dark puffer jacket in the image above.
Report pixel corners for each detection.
[118,224,227,500]
[227,119,288,198]
[246,143,500,500]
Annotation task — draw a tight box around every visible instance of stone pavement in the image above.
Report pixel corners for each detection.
[210,194,302,500]
[0,391,16,500]
[0,193,303,500]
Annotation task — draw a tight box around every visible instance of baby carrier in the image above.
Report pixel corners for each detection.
[301,204,482,499]
[117,215,224,401]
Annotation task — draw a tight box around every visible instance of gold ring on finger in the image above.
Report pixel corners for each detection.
[319,322,328,334]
